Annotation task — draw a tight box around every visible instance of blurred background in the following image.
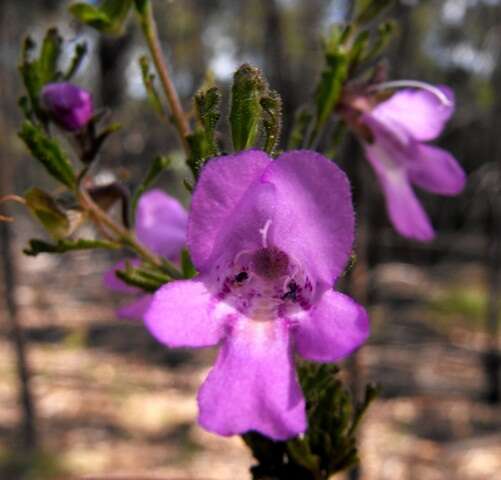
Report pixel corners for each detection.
[1,0,500,478]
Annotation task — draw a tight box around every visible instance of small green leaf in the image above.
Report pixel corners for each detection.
[354,0,394,25]
[115,261,170,293]
[38,28,63,84]
[70,0,133,34]
[364,20,397,61]
[23,238,119,256]
[260,90,282,156]
[287,106,313,150]
[131,155,171,219]
[139,55,165,116]
[64,42,88,80]
[19,121,76,189]
[24,187,70,240]
[229,64,267,151]
[18,36,43,120]
[348,30,370,71]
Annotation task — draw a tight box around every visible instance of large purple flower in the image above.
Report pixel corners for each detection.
[41,82,94,131]
[104,189,188,319]
[361,85,466,241]
[145,150,369,440]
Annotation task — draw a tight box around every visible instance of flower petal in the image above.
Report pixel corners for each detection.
[188,150,272,270]
[144,277,226,348]
[295,290,369,362]
[370,86,454,142]
[365,145,435,241]
[135,189,188,260]
[103,259,141,294]
[261,150,355,287]
[409,144,466,195]
[116,295,153,320]
[198,317,306,440]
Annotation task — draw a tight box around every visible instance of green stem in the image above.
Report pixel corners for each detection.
[137,1,191,154]
[78,185,183,279]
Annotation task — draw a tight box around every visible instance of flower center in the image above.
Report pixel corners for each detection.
[214,246,313,321]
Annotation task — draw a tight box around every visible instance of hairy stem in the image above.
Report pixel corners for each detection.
[137,1,191,153]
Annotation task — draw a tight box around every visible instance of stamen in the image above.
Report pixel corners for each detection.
[368,80,452,107]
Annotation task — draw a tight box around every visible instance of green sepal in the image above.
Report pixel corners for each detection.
[139,55,165,117]
[186,129,215,179]
[261,90,282,156]
[348,30,370,72]
[19,121,76,189]
[70,0,133,35]
[354,0,394,25]
[229,64,267,151]
[23,238,119,256]
[364,20,397,61]
[115,260,170,293]
[131,155,171,219]
[181,249,197,279]
[24,187,71,240]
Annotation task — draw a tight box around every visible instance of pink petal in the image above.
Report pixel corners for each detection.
[365,145,434,241]
[135,189,188,260]
[262,150,355,287]
[144,277,227,348]
[371,86,454,142]
[103,259,142,294]
[188,150,272,270]
[295,290,369,362]
[198,317,306,440]
[409,144,466,195]
[117,295,153,320]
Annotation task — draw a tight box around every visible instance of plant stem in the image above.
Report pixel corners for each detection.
[137,1,191,153]
[78,185,183,279]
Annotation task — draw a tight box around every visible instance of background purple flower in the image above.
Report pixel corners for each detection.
[361,85,466,241]
[103,189,188,319]
[41,82,94,131]
[145,150,369,440]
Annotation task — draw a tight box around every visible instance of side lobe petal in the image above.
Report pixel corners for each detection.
[144,276,226,348]
[198,318,306,440]
[188,150,272,270]
[365,144,435,241]
[262,150,355,287]
[408,144,466,195]
[295,290,369,362]
[135,189,188,260]
[371,86,454,142]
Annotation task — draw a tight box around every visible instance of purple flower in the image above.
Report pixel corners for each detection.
[144,150,369,440]
[41,82,93,131]
[361,85,466,241]
[104,189,188,319]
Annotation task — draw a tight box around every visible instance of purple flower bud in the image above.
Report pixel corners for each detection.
[41,82,93,131]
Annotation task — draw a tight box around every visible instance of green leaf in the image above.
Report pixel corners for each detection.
[139,55,165,116]
[314,50,349,130]
[133,0,149,16]
[229,64,267,151]
[24,188,70,240]
[187,86,221,177]
[115,261,170,293]
[260,90,282,156]
[131,155,171,218]
[19,121,76,189]
[354,0,394,25]
[70,0,133,34]
[364,20,397,61]
[64,42,88,80]
[38,28,63,84]
[24,238,119,256]
[18,36,43,120]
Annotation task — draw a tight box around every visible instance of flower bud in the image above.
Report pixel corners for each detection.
[41,82,93,131]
